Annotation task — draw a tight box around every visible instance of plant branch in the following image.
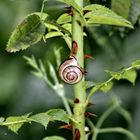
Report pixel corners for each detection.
[40,0,46,20]
[99,127,138,140]
[96,103,117,129]
[87,64,140,101]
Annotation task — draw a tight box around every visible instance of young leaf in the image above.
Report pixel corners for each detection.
[1,114,31,134]
[107,69,137,85]
[30,109,69,128]
[43,136,66,140]
[107,71,122,80]
[44,23,59,31]
[6,13,46,52]
[132,60,140,69]
[84,4,133,28]
[111,0,131,18]
[62,23,72,33]
[57,13,72,25]
[122,69,137,85]
[45,31,63,39]
[101,81,113,93]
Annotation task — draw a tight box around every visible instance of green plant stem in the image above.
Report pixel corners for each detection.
[99,127,138,140]
[96,104,117,129]
[40,0,45,20]
[72,0,86,139]
[91,103,118,140]
[61,95,72,116]
[56,86,72,116]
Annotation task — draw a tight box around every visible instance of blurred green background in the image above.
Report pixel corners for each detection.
[0,0,140,140]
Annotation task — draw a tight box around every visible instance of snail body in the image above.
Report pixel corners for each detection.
[58,56,83,84]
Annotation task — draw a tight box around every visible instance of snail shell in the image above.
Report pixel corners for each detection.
[58,56,83,84]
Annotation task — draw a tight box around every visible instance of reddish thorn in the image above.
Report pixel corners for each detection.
[74,98,80,103]
[68,11,73,16]
[73,129,80,140]
[84,54,94,59]
[85,112,97,118]
[65,6,73,16]
[87,102,95,107]
[70,41,78,56]
[59,124,73,131]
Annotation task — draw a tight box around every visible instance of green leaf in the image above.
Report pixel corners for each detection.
[57,13,72,24]
[43,136,66,140]
[44,0,82,14]
[0,110,69,134]
[31,109,69,128]
[107,69,137,85]
[106,71,122,80]
[4,114,31,134]
[57,0,82,14]
[132,60,140,69]
[101,81,113,93]
[122,69,137,85]
[44,21,71,36]
[45,31,63,39]
[44,23,59,31]
[84,4,133,28]
[129,0,140,24]
[6,13,46,52]
[111,0,131,18]
[62,23,72,33]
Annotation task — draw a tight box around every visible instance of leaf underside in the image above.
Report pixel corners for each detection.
[0,109,69,134]
[6,14,45,52]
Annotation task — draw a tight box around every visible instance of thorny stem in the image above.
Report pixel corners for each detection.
[72,0,86,139]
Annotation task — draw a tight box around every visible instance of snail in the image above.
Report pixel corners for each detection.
[58,56,83,84]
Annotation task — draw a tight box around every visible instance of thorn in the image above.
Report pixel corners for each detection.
[73,129,80,140]
[80,67,88,75]
[84,54,94,60]
[85,112,97,118]
[87,102,95,107]
[65,6,73,16]
[59,124,72,131]
[70,41,78,56]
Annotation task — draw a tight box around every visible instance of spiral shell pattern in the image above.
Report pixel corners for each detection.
[58,57,83,84]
